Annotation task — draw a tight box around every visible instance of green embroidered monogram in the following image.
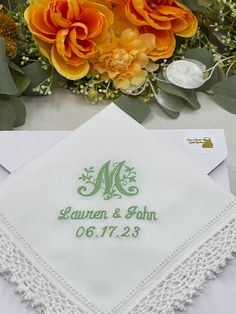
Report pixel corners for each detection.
[77,160,139,200]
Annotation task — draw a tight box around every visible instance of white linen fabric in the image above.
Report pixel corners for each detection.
[0,104,235,314]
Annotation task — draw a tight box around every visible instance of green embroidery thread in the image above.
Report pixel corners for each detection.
[78,160,139,200]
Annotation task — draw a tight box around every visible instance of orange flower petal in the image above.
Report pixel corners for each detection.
[173,13,198,37]
[141,26,176,60]
[70,23,88,41]
[51,11,72,28]
[157,4,198,36]
[36,38,52,59]
[126,0,172,29]
[56,28,70,58]
[139,32,156,51]
[112,3,136,35]
[51,44,89,79]
[71,38,97,58]
[156,5,186,18]
[82,1,114,28]
[125,0,149,26]
[24,5,56,43]
[81,1,114,43]
[45,9,58,33]
[67,0,81,20]
[25,0,113,80]
[79,7,104,39]
[124,0,198,36]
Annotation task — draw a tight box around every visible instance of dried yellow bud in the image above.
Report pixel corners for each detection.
[0,12,17,38]
[3,37,17,59]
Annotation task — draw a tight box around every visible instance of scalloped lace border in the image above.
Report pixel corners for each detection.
[128,218,236,314]
[0,217,236,314]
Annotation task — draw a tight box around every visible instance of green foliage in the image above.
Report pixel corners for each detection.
[11,97,26,128]
[0,96,26,130]
[199,67,225,92]
[0,39,17,95]
[180,0,207,13]
[115,95,150,123]
[9,62,30,96]
[0,97,16,130]
[157,76,201,110]
[22,62,55,96]
[212,76,236,114]
[153,90,186,119]
[184,48,213,68]
[0,39,28,130]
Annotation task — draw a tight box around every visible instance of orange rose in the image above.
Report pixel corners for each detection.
[24,0,113,80]
[124,0,197,60]
[125,0,197,36]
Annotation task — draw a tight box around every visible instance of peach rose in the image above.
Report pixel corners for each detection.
[92,29,158,89]
[24,0,113,80]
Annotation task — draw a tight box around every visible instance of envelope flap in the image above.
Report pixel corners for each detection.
[150,129,228,174]
[0,131,69,173]
[0,129,227,175]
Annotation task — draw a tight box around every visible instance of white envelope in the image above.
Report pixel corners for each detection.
[0,129,230,191]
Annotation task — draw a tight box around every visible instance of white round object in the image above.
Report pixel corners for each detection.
[165,60,206,89]
[185,58,207,71]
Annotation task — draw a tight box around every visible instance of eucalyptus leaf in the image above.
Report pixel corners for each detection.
[198,66,225,92]
[0,96,16,130]
[9,63,30,97]
[22,62,54,96]
[198,0,215,8]
[154,90,186,119]
[8,62,25,73]
[212,76,236,114]
[158,105,180,119]
[180,0,206,13]
[184,48,214,68]
[10,97,26,127]
[0,39,17,96]
[115,95,150,123]
[157,76,201,109]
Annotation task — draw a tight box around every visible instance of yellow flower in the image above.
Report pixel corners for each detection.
[93,29,158,89]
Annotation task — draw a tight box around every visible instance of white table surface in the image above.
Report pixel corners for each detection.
[1,88,236,314]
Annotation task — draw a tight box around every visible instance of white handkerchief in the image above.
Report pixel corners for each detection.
[0,104,235,314]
